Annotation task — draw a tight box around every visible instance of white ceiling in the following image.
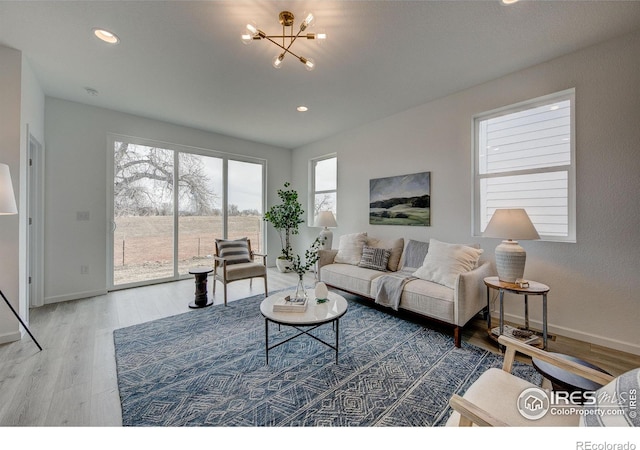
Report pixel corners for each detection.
[1,1,640,149]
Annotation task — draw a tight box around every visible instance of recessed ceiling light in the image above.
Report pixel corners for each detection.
[93,28,120,44]
[297,106,309,112]
[501,0,519,4]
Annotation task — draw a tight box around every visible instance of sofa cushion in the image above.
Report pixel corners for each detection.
[215,237,251,265]
[321,263,383,297]
[446,368,579,426]
[399,239,430,271]
[396,278,455,323]
[413,239,483,289]
[358,246,391,271]
[580,368,640,426]
[366,237,404,271]
[334,232,368,265]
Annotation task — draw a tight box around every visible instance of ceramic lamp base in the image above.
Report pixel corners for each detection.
[495,240,526,283]
[318,228,333,250]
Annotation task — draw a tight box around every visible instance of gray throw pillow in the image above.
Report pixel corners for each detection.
[358,246,391,271]
[401,239,430,270]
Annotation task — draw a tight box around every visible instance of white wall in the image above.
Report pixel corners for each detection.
[292,30,640,355]
[0,46,22,343]
[19,55,45,318]
[43,98,291,303]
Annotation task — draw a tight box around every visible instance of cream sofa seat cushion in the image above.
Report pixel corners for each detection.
[321,263,382,297]
[222,262,267,281]
[446,368,579,427]
[396,278,454,323]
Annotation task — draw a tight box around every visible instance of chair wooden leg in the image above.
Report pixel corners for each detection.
[264,276,268,297]
[212,277,217,293]
[223,283,228,307]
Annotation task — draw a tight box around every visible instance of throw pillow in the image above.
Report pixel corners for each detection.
[366,237,404,271]
[412,238,483,289]
[216,238,251,265]
[400,239,430,271]
[334,232,368,265]
[580,368,640,426]
[358,246,391,271]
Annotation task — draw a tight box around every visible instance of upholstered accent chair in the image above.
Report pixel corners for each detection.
[447,335,629,427]
[213,238,268,306]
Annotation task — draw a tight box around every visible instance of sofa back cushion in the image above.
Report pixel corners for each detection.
[334,232,368,265]
[412,239,483,289]
[366,237,404,271]
[215,237,252,265]
[400,239,430,271]
[358,246,392,271]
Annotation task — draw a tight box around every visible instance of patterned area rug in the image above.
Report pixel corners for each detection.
[113,291,541,426]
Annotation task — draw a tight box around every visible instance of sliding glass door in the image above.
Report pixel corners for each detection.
[113,142,175,285]
[177,154,223,276]
[110,137,264,289]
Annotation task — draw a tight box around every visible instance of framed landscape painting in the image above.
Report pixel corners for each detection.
[369,171,430,226]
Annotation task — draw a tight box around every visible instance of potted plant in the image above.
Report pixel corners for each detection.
[264,182,305,272]
[290,237,323,300]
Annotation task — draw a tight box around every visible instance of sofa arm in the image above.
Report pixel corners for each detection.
[454,261,495,326]
[318,249,338,270]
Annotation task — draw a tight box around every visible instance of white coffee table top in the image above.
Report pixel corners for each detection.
[260,289,348,326]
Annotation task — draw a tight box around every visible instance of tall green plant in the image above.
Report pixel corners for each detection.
[264,182,305,260]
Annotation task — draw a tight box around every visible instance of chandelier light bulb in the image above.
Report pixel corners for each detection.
[316,32,327,40]
[272,53,285,69]
[303,57,315,71]
[303,12,315,27]
[241,31,253,44]
[246,23,258,35]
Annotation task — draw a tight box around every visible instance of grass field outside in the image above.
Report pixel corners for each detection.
[113,215,263,285]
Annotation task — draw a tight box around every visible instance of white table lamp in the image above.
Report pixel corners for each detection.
[483,208,540,283]
[314,211,337,250]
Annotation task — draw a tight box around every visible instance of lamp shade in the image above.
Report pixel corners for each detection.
[0,163,18,215]
[314,211,337,228]
[483,209,539,240]
[484,209,539,283]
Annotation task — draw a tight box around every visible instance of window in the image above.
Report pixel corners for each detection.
[310,154,337,223]
[109,135,265,288]
[473,89,575,242]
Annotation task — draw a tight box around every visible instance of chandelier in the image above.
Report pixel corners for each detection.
[241,11,326,70]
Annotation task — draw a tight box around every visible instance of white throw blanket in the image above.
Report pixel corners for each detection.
[375,271,417,311]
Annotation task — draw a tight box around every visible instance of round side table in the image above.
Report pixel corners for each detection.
[484,276,550,349]
[188,266,214,309]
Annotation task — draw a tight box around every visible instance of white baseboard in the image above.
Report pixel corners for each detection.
[0,330,22,345]
[494,311,640,357]
[44,289,108,305]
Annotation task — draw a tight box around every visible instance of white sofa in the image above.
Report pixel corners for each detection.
[318,234,495,347]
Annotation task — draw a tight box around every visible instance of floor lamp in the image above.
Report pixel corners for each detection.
[0,163,42,351]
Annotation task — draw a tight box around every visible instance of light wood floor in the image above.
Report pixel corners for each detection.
[0,268,638,426]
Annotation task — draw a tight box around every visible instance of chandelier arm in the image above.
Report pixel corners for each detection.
[262,36,305,60]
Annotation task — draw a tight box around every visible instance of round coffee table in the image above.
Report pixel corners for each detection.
[260,290,348,365]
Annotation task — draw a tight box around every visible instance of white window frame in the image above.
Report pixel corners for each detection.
[472,89,576,242]
[309,153,337,224]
